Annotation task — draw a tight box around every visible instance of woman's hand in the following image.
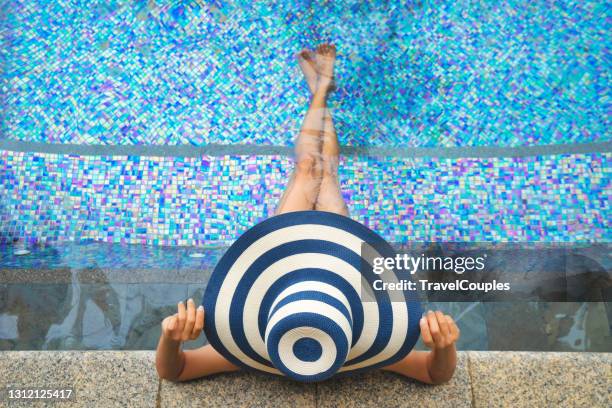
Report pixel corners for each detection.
[420,310,460,350]
[156,298,204,380]
[382,310,460,384]
[161,298,205,343]
[156,298,239,381]
[419,310,459,384]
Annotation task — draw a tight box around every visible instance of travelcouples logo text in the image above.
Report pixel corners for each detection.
[370,253,511,294]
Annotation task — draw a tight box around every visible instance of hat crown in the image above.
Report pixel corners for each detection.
[203,211,422,383]
[264,283,354,382]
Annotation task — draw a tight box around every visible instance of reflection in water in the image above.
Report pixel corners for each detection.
[43,271,124,350]
[0,244,70,349]
[0,281,209,351]
[0,242,610,351]
[2,283,609,352]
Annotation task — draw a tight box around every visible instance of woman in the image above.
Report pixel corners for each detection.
[156,44,459,384]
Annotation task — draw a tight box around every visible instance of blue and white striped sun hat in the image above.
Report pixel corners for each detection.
[203,210,422,382]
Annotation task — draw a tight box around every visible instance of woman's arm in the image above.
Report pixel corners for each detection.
[155,331,185,381]
[383,310,460,384]
[173,344,239,381]
[155,298,239,382]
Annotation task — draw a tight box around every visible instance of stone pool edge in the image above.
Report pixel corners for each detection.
[2,140,611,158]
[0,350,610,407]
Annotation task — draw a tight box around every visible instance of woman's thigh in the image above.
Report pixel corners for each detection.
[314,174,349,217]
[275,170,322,215]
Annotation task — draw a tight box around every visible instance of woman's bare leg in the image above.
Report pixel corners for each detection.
[316,108,349,216]
[275,45,336,215]
[308,45,349,216]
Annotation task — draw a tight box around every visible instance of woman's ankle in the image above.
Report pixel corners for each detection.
[317,77,335,94]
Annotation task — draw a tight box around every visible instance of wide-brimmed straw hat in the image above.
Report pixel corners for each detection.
[203,210,422,382]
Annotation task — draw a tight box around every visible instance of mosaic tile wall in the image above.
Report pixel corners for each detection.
[1,1,610,246]
[1,149,609,245]
[1,0,609,147]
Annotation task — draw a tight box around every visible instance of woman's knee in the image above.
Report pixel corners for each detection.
[296,153,323,179]
[320,156,339,180]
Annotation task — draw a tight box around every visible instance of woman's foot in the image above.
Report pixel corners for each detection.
[315,43,336,93]
[297,45,337,94]
[297,49,318,94]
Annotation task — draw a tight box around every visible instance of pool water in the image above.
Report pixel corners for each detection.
[0,1,610,351]
[0,242,610,352]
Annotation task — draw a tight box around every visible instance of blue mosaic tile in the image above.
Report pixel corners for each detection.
[1,0,314,145]
[1,150,609,245]
[313,0,611,147]
[1,0,608,147]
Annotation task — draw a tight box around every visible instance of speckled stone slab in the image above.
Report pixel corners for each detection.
[468,351,612,407]
[159,370,316,408]
[2,350,611,407]
[0,351,158,407]
[0,267,212,284]
[316,352,471,408]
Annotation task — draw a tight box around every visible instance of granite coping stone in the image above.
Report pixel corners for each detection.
[160,371,316,408]
[316,352,471,408]
[0,350,158,407]
[0,351,610,407]
[467,351,612,408]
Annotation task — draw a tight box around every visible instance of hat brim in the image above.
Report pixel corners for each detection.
[203,210,422,380]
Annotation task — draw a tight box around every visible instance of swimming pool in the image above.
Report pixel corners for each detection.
[0,1,610,351]
[1,242,610,352]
